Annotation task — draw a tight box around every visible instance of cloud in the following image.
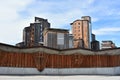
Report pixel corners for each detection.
[0,0,34,44]
[0,0,120,46]
[0,0,33,21]
[93,27,120,35]
[25,0,96,28]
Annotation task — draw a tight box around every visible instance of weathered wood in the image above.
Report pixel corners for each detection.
[0,50,120,71]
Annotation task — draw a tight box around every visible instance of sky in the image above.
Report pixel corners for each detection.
[0,0,120,47]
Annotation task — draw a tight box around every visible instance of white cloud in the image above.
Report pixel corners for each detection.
[93,27,120,35]
[0,0,120,46]
[0,0,34,45]
[26,0,96,28]
[0,0,33,21]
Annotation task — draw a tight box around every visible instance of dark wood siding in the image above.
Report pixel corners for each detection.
[0,51,120,71]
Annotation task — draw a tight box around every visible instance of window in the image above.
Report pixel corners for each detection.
[57,33,64,45]
[78,23,80,25]
[35,19,40,23]
[40,28,42,30]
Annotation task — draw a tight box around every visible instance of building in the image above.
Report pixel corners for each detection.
[22,17,50,47]
[70,16,92,49]
[91,34,100,50]
[69,34,74,48]
[44,28,69,49]
[91,41,100,51]
[23,27,31,47]
[91,33,95,41]
[0,43,120,75]
[101,40,116,49]
[16,42,24,47]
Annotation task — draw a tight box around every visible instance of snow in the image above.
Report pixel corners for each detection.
[0,75,120,80]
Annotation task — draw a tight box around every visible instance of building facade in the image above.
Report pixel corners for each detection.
[69,34,74,48]
[101,41,116,49]
[44,28,69,49]
[91,34,100,50]
[23,27,31,47]
[70,16,92,49]
[91,41,100,51]
[23,17,50,47]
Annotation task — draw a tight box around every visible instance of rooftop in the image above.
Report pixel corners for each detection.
[0,43,120,55]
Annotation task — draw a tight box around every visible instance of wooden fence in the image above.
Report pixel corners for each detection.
[0,51,120,71]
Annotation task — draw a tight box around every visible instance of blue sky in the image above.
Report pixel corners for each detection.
[0,0,120,47]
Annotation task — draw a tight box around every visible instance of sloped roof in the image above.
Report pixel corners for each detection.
[0,43,120,55]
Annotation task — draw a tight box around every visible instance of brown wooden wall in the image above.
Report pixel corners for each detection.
[46,54,120,68]
[0,51,120,71]
[0,51,35,68]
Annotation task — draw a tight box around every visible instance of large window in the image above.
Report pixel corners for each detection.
[57,33,64,45]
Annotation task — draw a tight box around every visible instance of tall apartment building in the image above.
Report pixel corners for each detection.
[44,28,69,49]
[23,27,30,47]
[23,17,50,47]
[70,16,92,49]
[101,41,116,49]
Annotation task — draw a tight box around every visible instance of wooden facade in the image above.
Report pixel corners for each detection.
[0,50,120,71]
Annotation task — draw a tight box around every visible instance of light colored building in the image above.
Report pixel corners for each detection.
[44,28,69,49]
[69,34,73,48]
[101,40,116,49]
[70,16,92,49]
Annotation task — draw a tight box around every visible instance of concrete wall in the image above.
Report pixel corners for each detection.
[0,67,120,75]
